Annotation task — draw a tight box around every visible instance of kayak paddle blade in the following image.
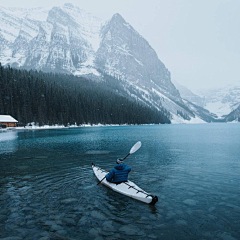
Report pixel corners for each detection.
[130,141,141,154]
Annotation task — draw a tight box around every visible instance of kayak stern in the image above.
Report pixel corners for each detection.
[150,195,158,205]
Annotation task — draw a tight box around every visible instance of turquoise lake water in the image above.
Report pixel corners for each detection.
[0,124,240,239]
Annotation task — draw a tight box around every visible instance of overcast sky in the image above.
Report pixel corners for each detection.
[2,0,240,90]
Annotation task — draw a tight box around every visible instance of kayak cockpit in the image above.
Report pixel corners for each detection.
[92,163,158,205]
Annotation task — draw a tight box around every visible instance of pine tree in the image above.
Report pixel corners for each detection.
[0,64,171,125]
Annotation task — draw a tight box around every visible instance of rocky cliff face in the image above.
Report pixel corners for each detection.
[95,13,186,110]
[0,4,103,74]
[0,4,204,122]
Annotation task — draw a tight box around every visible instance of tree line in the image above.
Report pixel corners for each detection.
[0,64,171,126]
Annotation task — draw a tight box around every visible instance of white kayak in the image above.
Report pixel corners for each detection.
[92,163,158,205]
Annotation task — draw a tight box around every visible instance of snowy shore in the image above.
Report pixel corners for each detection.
[0,123,132,132]
[1,120,238,133]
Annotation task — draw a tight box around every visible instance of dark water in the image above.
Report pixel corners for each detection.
[0,124,239,240]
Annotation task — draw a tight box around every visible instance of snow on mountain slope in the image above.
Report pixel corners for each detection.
[173,81,205,107]
[0,3,209,123]
[183,99,218,122]
[0,7,49,43]
[224,105,240,122]
[0,6,50,67]
[60,3,104,51]
[205,102,232,117]
[95,13,199,121]
[195,85,240,118]
[1,7,49,22]
[0,4,104,74]
[171,114,206,124]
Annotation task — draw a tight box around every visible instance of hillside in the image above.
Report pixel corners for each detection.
[0,3,203,123]
[0,64,170,125]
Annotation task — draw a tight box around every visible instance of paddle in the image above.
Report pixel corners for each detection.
[97,141,142,185]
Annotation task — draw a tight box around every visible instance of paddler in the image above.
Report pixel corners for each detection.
[105,158,131,184]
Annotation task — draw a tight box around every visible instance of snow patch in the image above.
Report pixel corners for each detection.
[196,85,240,117]
[74,67,100,76]
[123,23,131,30]
[134,57,143,66]
[60,4,105,51]
[40,22,53,42]
[25,7,49,22]
[1,7,49,21]
[152,87,176,105]
[105,31,111,41]
[227,119,239,124]
[116,45,131,56]
[205,101,232,118]
[171,114,206,124]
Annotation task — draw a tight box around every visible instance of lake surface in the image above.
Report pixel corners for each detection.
[0,124,240,240]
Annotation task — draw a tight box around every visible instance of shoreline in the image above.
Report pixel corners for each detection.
[0,123,154,132]
[0,121,239,133]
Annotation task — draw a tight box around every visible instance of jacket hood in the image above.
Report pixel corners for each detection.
[114,163,126,170]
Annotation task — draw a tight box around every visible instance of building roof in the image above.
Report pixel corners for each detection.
[0,115,18,123]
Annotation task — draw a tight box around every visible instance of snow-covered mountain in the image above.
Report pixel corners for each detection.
[0,4,104,75]
[195,85,240,118]
[183,99,217,123]
[173,81,205,108]
[223,105,240,122]
[0,3,210,123]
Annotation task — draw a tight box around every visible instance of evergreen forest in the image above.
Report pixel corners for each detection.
[0,64,171,126]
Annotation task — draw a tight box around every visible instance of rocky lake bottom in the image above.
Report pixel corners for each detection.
[0,124,239,239]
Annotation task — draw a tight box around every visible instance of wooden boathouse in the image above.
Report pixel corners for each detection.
[0,115,18,128]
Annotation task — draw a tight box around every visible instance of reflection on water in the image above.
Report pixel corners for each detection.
[0,131,18,154]
[0,125,240,240]
[0,131,18,142]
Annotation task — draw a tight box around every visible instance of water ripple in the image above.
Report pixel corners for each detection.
[0,125,240,239]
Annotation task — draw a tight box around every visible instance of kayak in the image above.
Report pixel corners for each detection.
[92,163,158,205]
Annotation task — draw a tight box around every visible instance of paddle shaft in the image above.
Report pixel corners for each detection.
[123,153,130,160]
[97,176,106,185]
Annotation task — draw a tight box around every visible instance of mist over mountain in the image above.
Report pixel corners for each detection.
[1,3,236,124]
[195,85,240,119]
[173,81,205,108]
[173,80,240,122]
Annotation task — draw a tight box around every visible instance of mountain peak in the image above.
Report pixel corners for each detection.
[111,13,126,23]
[0,3,199,123]
[63,3,75,9]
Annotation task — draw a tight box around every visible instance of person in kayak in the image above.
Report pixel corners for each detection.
[105,158,131,184]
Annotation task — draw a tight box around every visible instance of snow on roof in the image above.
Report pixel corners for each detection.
[0,115,18,123]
